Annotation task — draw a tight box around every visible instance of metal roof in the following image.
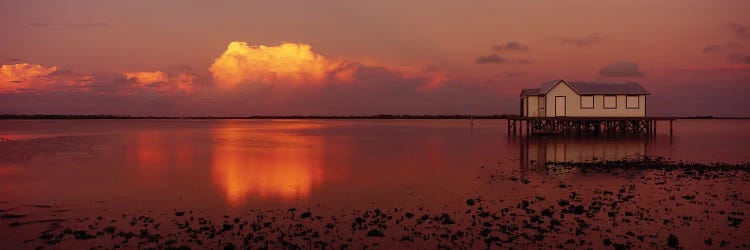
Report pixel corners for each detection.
[538,79,564,94]
[523,80,650,96]
[520,88,540,97]
[567,81,650,95]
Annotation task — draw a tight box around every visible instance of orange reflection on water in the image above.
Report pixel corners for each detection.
[211,122,325,206]
[0,164,22,177]
[126,130,196,180]
[135,131,167,167]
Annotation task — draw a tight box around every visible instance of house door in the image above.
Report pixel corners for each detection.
[555,96,566,117]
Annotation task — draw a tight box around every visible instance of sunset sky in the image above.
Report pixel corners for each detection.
[1,0,749,116]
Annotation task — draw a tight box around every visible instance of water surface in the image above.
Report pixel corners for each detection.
[0,119,748,248]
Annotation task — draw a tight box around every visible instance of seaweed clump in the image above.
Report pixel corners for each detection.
[546,155,750,176]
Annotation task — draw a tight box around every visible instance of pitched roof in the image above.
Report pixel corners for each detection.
[539,79,564,94]
[524,80,650,96]
[567,81,649,95]
[520,88,540,97]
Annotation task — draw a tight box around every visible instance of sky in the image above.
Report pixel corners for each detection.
[1,0,749,116]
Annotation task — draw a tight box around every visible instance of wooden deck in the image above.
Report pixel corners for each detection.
[507,116,676,136]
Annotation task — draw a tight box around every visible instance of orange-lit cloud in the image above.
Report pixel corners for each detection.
[0,63,93,92]
[209,41,447,90]
[124,71,196,93]
[209,42,356,89]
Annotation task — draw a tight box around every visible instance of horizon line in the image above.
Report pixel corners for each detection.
[1,114,748,120]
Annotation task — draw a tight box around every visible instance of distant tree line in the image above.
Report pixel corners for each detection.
[0,114,512,120]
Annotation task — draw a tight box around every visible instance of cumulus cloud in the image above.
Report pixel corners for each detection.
[598,61,645,77]
[209,41,446,91]
[558,35,603,47]
[209,42,357,90]
[475,54,505,64]
[493,42,529,52]
[729,23,750,39]
[123,71,197,94]
[0,63,93,93]
[0,63,56,83]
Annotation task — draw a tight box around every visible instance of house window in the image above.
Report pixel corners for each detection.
[539,96,545,109]
[580,95,594,109]
[626,95,639,109]
[603,95,617,109]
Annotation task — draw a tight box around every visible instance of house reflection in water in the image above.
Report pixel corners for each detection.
[520,136,650,178]
[210,122,325,207]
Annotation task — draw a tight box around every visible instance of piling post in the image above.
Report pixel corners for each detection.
[649,121,656,135]
[669,120,673,136]
[649,120,653,135]
[526,120,530,135]
[506,118,510,135]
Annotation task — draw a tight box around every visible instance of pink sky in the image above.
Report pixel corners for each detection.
[1,0,749,116]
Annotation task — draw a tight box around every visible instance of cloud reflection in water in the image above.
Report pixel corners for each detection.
[210,122,325,207]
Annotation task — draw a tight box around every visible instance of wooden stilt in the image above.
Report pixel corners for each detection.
[525,120,530,135]
[505,117,675,136]
[669,120,673,136]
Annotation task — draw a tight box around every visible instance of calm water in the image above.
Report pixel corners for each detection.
[1,119,749,248]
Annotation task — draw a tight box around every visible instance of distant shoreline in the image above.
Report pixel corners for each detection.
[0,114,748,120]
[0,114,510,120]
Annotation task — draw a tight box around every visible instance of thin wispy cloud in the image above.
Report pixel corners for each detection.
[729,23,750,39]
[475,54,505,64]
[475,55,531,65]
[558,35,604,47]
[492,42,529,52]
[598,61,645,77]
[703,42,740,52]
[728,54,750,64]
[668,64,750,71]
[478,41,533,65]
[29,22,110,27]
[171,64,195,72]
[515,59,532,64]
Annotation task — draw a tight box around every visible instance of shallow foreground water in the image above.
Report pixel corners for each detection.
[0,119,748,248]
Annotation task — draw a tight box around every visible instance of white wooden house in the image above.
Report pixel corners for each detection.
[520,80,649,117]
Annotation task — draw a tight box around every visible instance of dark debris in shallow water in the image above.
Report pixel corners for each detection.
[1,213,27,219]
[546,155,750,176]
[9,219,67,227]
[20,185,749,250]
[7,156,750,249]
